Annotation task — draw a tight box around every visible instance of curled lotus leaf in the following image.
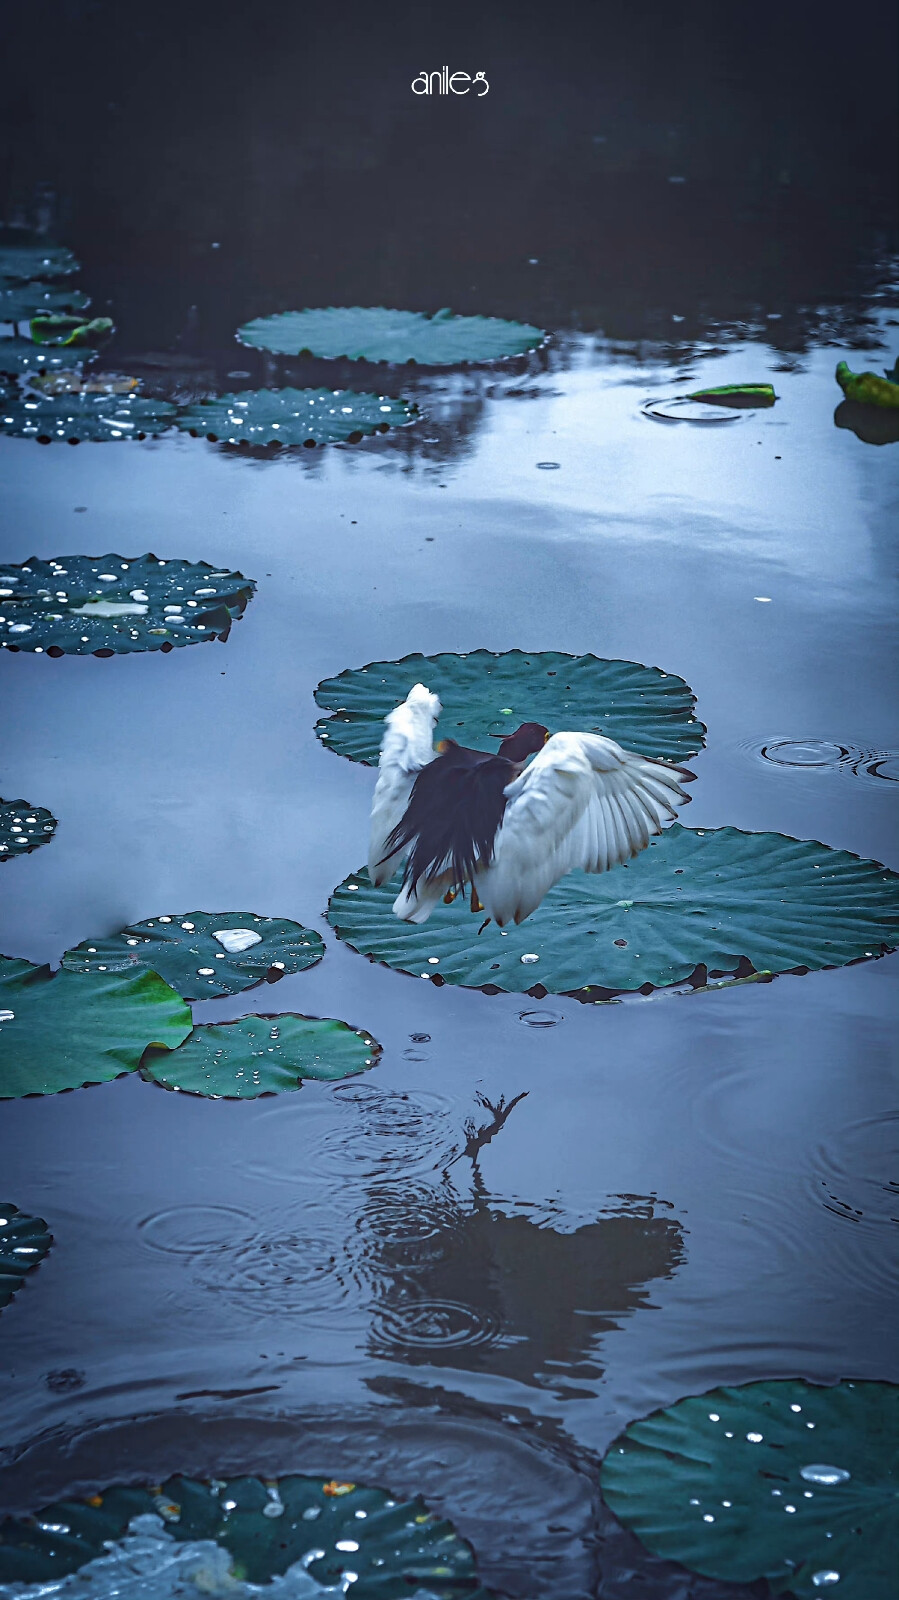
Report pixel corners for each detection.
[141,1012,381,1098]
[836,360,899,410]
[600,1378,899,1600]
[30,314,114,348]
[0,282,90,323]
[0,553,255,656]
[327,826,899,998]
[0,797,57,861]
[685,382,777,408]
[0,338,96,378]
[0,1473,489,1594]
[63,910,324,1000]
[0,390,175,442]
[238,305,546,365]
[0,1203,52,1310]
[175,386,419,446]
[315,648,706,766]
[0,243,79,282]
[0,956,191,1099]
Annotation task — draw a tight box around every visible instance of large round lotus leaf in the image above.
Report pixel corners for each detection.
[0,338,95,377]
[0,282,90,322]
[62,911,324,999]
[0,797,57,861]
[0,956,192,1098]
[315,649,706,766]
[0,390,175,442]
[328,825,899,997]
[141,1012,381,1098]
[0,1473,488,1594]
[0,1203,52,1310]
[600,1379,898,1600]
[175,386,419,446]
[0,244,79,282]
[0,554,255,656]
[238,305,546,365]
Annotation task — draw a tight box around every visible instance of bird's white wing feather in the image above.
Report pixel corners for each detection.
[368,684,441,884]
[477,732,690,925]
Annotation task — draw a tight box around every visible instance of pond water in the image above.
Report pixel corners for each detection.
[0,6,897,1597]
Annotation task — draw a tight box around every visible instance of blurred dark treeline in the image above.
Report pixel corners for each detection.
[1,0,896,346]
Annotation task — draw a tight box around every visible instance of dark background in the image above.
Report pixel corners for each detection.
[2,0,897,347]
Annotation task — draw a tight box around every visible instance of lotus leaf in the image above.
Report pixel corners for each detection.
[141,1012,380,1098]
[0,391,175,443]
[0,554,255,656]
[600,1379,899,1600]
[0,283,90,323]
[685,383,777,408]
[0,244,79,282]
[0,339,95,377]
[0,798,57,860]
[238,305,545,365]
[0,957,191,1098]
[328,825,899,997]
[836,360,899,410]
[25,371,140,397]
[0,1473,488,1594]
[175,386,419,446]
[315,649,706,766]
[0,1203,52,1310]
[63,911,324,999]
[30,314,114,348]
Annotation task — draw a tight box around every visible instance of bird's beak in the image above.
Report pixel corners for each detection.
[436,740,448,752]
[543,730,550,743]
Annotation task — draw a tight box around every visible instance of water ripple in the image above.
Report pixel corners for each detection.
[371,1295,501,1351]
[739,735,899,786]
[137,1205,256,1256]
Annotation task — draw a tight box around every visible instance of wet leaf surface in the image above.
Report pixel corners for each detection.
[238,305,545,364]
[0,283,90,323]
[141,1013,381,1099]
[63,911,325,999]
[0,1203,52,1311]
[0,244,79,282]
[175,386,418,446]
[0,391,175,442]
[0,798,57,862]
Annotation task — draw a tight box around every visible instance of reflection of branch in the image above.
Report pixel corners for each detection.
[460,1091,529,1165]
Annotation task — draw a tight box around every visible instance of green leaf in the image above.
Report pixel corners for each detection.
[0,1203,52,1310]
[141,1012,381,1098]
[600,1379,899,1600]
[0,797,57,861]
[0,338,96,377]
[685,383,777,408]
[836,361,899,410]
[175,386,419,446]
[238,305,545,365]
[0,391,176,442]
[0,244,79,282]
[30,314,114,348]
[328,825,899,997]
[0,282,90,323]
[315,649,706,766]
[0,1474,488,1593]
[62,911,324,1000]
[0,957,192,1098]
[0,553,255,656]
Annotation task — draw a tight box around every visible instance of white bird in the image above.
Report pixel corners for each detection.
[368,683,693,926]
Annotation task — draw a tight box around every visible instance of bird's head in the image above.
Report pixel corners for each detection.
[492,723,550,763]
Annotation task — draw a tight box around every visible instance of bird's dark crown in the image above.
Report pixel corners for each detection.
[492,722,550,762]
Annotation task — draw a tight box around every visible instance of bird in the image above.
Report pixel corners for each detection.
[367,683,693,927]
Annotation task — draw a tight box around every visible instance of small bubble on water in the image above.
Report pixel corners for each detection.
[536,461,561,469]
[518,1009,562,1026]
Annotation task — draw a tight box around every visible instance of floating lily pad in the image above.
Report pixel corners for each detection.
[315,649,705,766]
[0,282,90,323]
[0,957,191,1098]
[0,554,255,656]
[0,797,57,860]
[600,1379,899,1600]
[63,911,324,999]
[0,244,79,282]
[25,371,140,397]
[0,1203,52,1310]
[836,360,899,410]
[30,314,114,348]
[328,825,899,997]
[238,305,546,365]
[0,1473,488,1593]
[685,382,777,408]
[142,1012,380,1099]
[0,338,95,377]
[175,386,419,446]
[0,391,175,442]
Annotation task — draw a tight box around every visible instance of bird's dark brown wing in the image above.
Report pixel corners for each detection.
[382,741,513,894]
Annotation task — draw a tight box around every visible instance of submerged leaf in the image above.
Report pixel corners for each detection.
[238,305,545,365]
[600,1379,899,1600]
[63,911,324,999]
[0,1473,488,1592]
[30,314,114,348]
[315,648,706,765]
[836,360,899,410]
[0,957,191,1098]
[141,1012,381,1098]
[0,797,57,861]
[0,553,255,655]
[0,282,90,323]
[175,386,418,446]
[0,1203,52,1310]
[0,391,175,442]
[685,382,777,408]
[328,825,899,997]
[0,338,96,377]
[0,243,79,282]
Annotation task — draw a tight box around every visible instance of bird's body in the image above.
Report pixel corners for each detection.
[368,683,692,926]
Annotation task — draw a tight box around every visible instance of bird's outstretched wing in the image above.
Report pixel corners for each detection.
[368,684,441,885]
[477,732,691,926]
